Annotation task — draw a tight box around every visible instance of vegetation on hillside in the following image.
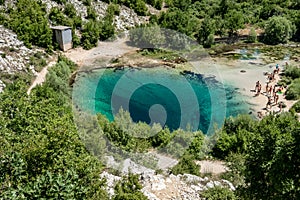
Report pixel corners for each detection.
[0,57,144,199]
[0,0,300,199]
[212,113,300,199]
[1,0,300,51]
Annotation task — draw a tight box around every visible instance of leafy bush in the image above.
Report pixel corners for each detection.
[284,66,300,80]
[64,3,77,18]
[291,100,300,113]
[52,0,66,4]
[247,27,257,43]
[171,154,200,176]
[212,115,256,159]
[264,16,295,45]
[81,20,101,49]
[243,113,300,199]
[107,3,120,16]
[277,76,292,87]
[0,59,108,199]
[285,78,300,100]
[7,0,53,50]
[221,153,246,187]
[86,6,97,20]
[129,24,166,48]
[113,173,148,200]
[202,186,237,200]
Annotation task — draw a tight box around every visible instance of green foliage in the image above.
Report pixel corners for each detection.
[172,0,191,11]
[221,153,246,187]
[82,0,92,6]
[197,17,216,47]
[212,115,256,159]
[87,6,97,20]
[7,0,53,50]
[171,154,200,176]
[242,113,300,199]
[154,0,163,10]
[224,10,245,36]
[107,3,120,16]
[158,8,199,37]
[264,16,295,44]
[105,0,148,16]
[212,112,300,199]
[81,6,115,49]
[129,24,165,48]
[64,3,77,18]
[29,52,47,72]
[285,78,300,100]
[134,0,148,16]
[247,27,257,43]
[52,0,66,4]
[187,131,205,159]
[99,15,115,41]
[291,100,300,113]
[201,186,237,200]
[49,7,72,26]
[0,0,5,5]
[81,20,101,49]
[113,173,147,200]
[0,59,108,199]
[284,65,300,80]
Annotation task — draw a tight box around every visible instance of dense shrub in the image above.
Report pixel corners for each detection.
[201,186,237,200]
[113,173,148,200]
[81,20,101,49]
[264,16,295,44]
[0,59,108,199]
[286,78,300,100]
[213,112,300,199]
[7,0,53,50]
[291,100,300,113]
[247,27,257,43]
[284,66,300,79]
[171,154,200,176]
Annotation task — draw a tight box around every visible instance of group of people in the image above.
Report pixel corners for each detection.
[254,64,286,118]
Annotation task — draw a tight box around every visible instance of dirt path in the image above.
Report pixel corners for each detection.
[64,36,138,69]
[27,57,57,95]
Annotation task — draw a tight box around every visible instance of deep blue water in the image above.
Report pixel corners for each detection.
[73,67,249,134]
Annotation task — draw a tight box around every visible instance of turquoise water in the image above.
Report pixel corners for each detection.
[73,67,249,134]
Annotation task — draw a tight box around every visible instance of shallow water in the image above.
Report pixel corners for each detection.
[73,67,249,134]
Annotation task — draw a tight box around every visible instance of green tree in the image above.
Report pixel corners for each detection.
[7,0,53,50]
[129,24,166,48]
[81,20,101,49]
[264,16,295,44]
[0,59,108,199]
[224,10,245,37]
[242,113,300,199]
[197,17,216,47]
[247,27,257,43]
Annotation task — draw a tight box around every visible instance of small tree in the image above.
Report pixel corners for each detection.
[264,16,295,44]
[224,10,244,37]
[197,17,216,47]
[247,27,257,43]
